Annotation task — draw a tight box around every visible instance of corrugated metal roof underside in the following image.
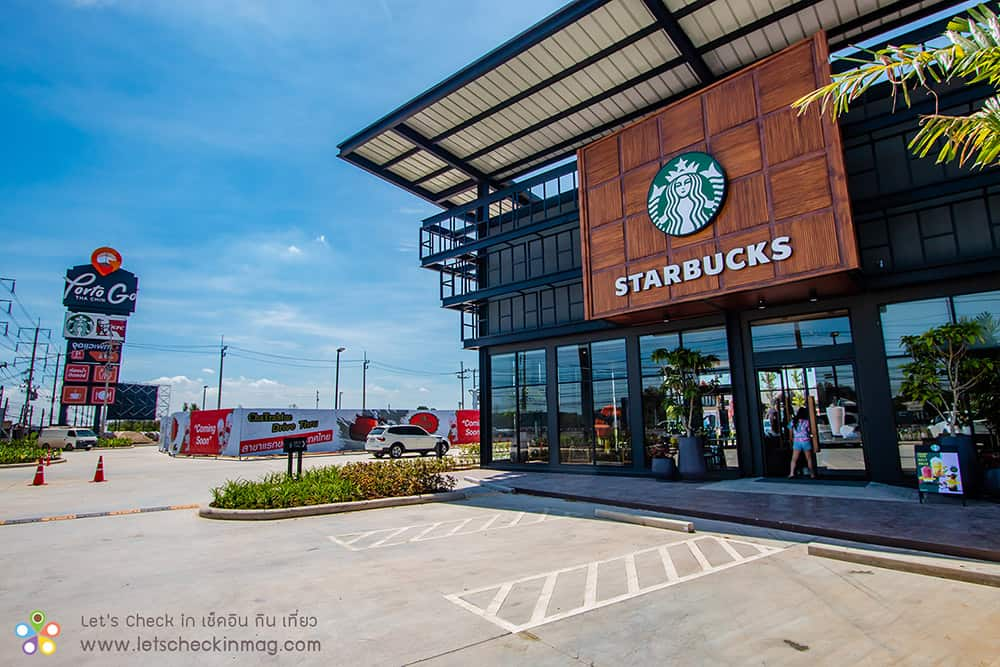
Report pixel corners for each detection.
[338,0,963,207]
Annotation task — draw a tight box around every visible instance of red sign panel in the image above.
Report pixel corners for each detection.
[67,339,121,364]
[90,386,116,405]
[64,364,91,383]
[454,410,481,445]
[93,365,120,384]
[187,409,234,456]
[62,385,88,405]
[239,430,334,455]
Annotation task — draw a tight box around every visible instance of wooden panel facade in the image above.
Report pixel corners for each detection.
[577,33,859,321]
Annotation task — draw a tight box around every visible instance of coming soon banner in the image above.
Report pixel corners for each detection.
[161,408,480,457]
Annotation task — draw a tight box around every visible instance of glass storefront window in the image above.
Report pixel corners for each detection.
[640,326,737,471]
[557,340,630,466]
[880,290,999,475]
[490,349,547,463]
[751,312,853,352]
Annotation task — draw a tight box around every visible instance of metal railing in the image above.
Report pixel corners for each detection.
[419,162,579,265]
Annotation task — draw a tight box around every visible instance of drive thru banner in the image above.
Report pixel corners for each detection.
[160,408,480,457]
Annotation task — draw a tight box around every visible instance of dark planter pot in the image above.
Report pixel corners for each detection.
[651,456,677,480]
[677,435,707,481]
[984,468,1000,496]
[939,434,977,495]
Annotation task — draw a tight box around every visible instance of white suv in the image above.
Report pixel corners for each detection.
[38,427,97,451]
[366,425,449,459]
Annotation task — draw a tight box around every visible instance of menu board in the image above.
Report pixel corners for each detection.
[915,443,964,496]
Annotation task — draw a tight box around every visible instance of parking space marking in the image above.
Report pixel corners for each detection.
[328,509,565,551]
[445,536,784,634]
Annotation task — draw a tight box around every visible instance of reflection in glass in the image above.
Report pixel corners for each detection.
[640,326,737,471]
[490,349,546,463]
[756,364,866,476]
[557,381,589,464]
[880,299,950,356]
[751,312,852,352]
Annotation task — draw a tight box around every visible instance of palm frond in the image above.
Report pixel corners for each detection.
[910,95,1000,168]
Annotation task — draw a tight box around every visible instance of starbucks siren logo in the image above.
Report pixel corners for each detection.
[647,152,726,236]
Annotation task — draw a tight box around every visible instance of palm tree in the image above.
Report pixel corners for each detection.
[794,3,1000,169]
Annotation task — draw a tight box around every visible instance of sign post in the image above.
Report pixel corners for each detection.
[283,436,308,479]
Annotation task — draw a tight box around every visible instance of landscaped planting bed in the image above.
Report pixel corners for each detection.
[209,458,456,510]
[0,439,62,465]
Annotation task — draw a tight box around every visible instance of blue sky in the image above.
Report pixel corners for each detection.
[0,0,566,416]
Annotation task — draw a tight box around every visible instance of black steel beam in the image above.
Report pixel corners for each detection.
[464,54,685,163]
[674,0,717,20]
[338,152,454,208]
[697,0,825,55]
[413,165,453,186]
[393,123,504,191]
[382,146,421,169]
[433,179,478,204]
[337,0,614,154]
[641,0,714,84]
[428,23,663,144]
[828,0,958,45]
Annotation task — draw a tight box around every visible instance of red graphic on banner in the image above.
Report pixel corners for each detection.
[454,410,480,445]
[62,385,88,405]
[187,409,234,455]
[240,430,334,455]
[91,246,123,276]
[90,386,116,405]
[93,365,120,383]
[409,411,440,434]
[64,364,91,383]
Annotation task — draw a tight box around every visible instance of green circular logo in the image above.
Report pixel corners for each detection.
[647,152,726,236]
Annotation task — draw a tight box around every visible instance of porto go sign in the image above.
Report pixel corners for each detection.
[63,247,138,315]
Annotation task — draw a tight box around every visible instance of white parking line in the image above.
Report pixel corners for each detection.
[328,510,565,551]
[445,536,784,634]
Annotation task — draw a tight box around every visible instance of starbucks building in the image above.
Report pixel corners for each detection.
[340,0,1000,483]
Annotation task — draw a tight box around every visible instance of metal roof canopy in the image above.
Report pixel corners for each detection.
[338,0,964,208]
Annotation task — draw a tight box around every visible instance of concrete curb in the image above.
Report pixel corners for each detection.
[0,458,67,469]
[595,508,694,533]
[199,489,470,521]
[807,542,1000,588]
[463,476,516,494]
[0,504,200,526]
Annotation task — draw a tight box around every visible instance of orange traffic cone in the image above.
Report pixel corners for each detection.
[45,452,52,466]
[92,456,106,483]
[31,459,46,486]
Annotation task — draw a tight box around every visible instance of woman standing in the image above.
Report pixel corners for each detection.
[788,407,816,479]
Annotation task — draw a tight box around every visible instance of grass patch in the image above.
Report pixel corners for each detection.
[97,437,132,448]
[209,459,457,510]
[0,440,63,465]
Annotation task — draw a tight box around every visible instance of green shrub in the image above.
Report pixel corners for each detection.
[97,437,132,448]
[209,459,456,510]
[0,441,61,465]
[339,459,456,499]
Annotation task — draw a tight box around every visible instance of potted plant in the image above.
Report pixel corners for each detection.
[651,346,720,480]
[648,440,677,480]
[900,319,995,493]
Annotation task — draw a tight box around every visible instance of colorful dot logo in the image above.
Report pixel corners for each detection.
[14,610,60,656]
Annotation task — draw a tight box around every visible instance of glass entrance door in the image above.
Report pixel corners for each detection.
[756,364,867,477]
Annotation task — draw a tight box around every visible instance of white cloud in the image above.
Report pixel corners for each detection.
[285,245,302,256]
[201,368,215,374]
[418,387,429,393]
[314,234,327,245]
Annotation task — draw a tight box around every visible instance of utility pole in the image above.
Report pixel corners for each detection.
[217,335,227,410]
[361,351,370,412]
[459,361,466,410]
[334,346,345,410]
[49,352,60,425]
[19,323,41,426]
[315,390,320,409]
[202,385,208,410]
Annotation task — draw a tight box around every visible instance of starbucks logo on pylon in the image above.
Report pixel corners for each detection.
[14,610,60,656]
[647,152,726,236]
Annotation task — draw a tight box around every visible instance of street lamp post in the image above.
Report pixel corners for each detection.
[202,385,208,410]
[334,347,345,410]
